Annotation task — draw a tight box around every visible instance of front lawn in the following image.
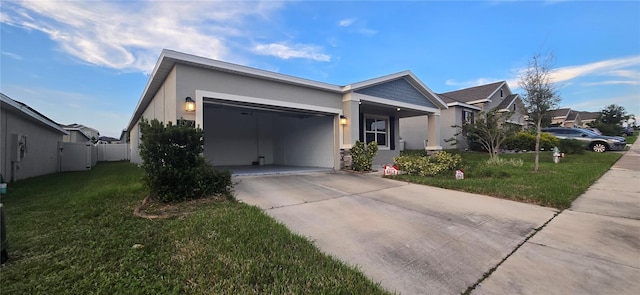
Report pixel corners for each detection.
[0,162,389,294]
[390,151,622,209]
[624,130,638,144]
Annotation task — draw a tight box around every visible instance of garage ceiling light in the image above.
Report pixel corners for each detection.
[185,97,196,112]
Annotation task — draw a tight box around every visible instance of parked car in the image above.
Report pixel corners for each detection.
[542,127,626,152]
[586,128,602,135]
[620,127,634,136]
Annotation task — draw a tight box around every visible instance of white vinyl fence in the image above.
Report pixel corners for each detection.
[58,142,96,172]
[97,143,130,162]
[58,143,129,172]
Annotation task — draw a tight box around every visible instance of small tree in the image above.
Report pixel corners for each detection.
[519,52,561,172]
[457,110,519,161]
[139,118,232,202]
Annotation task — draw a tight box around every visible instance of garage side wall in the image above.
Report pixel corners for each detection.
[129,67,178,164]
[1,107,63,181]
[274,116,334,168]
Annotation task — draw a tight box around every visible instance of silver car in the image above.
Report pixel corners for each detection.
[542,127,626,152]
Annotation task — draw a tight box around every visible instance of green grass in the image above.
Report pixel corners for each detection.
[624,130,638,144]
[0,162,389,294]
[390,150,622,209]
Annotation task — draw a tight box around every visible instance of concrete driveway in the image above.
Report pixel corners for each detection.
[235,172,557,294]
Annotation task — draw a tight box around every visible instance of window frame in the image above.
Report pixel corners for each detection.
[462,109,475,125]
[363,114,390,149]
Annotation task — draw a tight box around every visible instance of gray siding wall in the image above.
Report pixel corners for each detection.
[355,78,437,109]
[1,107,63,181]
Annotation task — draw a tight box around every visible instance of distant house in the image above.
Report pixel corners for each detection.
[97,136,120,144]
[126,49,447,170]
[1,93,68,182]
[549,108,582,127]
[61,123,100,143]
[401,81,526,150]
[578,111,600,127]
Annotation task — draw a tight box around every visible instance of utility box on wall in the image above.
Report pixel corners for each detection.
[11,134,27,162]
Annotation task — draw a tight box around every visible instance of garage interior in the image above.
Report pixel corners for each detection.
[202,99,336,175]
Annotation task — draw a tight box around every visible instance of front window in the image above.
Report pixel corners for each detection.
[463,110,475,125]
[364,115,388,147]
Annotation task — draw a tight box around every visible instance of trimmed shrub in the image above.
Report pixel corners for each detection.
[394,151,462,177]
[504,131,559,151]
[351,141,378,171]
[558,138,585,155]
[139,118,233,202]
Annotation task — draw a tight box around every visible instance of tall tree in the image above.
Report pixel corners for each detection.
[519,53,561,172]
[588,104,628,136]
[599,104,626,125]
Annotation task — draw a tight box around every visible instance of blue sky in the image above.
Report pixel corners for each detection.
[1,0,639,137]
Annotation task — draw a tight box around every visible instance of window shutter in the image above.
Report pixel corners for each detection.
[359,113,364,142]
[390,116,395,150]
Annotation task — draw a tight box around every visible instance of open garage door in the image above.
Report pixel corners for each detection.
[202,99,336,170]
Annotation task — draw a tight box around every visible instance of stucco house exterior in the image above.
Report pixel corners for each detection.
[126,49,447,171]
[401,81,526,150]
[1,93,68,182]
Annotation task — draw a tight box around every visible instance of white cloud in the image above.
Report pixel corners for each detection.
[339,18,355,27]
[1,51,22,60]
[551,55,640,84]
[568,94,640,114]
[1,0,286,73]
[337,17,377,35]
[253,43,331,62]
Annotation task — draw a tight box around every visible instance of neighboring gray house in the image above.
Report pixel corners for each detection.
[61,123,100,143]
[126,49,447,171]
[401,81,526,150]
[1,93,68,182]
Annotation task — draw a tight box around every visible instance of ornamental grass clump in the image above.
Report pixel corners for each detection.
[139,118,232,202]
[394,151,461,177]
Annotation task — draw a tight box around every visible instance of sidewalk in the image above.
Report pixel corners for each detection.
[475,140,640,294]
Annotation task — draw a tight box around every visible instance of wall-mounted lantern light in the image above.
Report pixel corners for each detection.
[340,115,348,125]
[185,97,196,112]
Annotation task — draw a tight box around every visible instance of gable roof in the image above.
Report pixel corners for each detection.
[565,110,580,122]
[343,71,447,109]
[61,123,99,139]
[496,94,519,111]
[438,81,506,104]
[579,111,600,120]
[549,108,571,119]
[127,49,446,130]
[0,93,68,135]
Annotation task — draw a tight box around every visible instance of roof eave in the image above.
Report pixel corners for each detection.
[1,93,69,135]
[127,49,344,131]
